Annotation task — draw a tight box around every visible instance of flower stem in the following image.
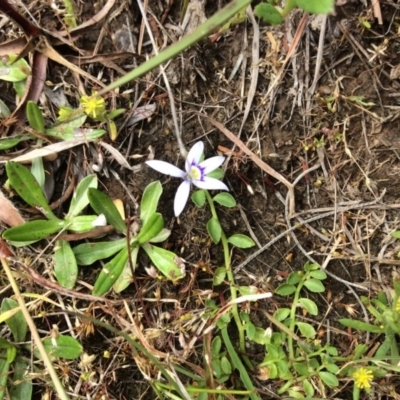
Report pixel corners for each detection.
[205,191,252,369]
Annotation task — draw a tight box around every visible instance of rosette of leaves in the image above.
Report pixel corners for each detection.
[72,181,185,295]
[0,298,82,400]
[2,162,100,289]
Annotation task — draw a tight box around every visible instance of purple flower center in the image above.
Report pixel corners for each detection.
[188,162,205,181]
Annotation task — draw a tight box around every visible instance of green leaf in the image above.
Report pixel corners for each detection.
[0,135,30,150]
[296,322,316,338]
[206,168,224,180]
[26,101,45,132]
[3,220,65,242]
[88,188,126,233]
[207,217,221,244]
[113,247,139,293]
[392,230,400,239]
[191,190,206,207]
[0,353,11,400]
[275,283,296,296]
[211,336,221,357]
[318,371,339,387]
[1,298,27,342]
[149,228,171,243]
[298,298,318,315]
[135,213,164,244]
[254,3,283,25]
[295,0,334,15]
[339,319,385,333]
[31,157,45,188]
[303,379,314,398]
[0,98,10,118]
[42,335,83,360]
[10,360,32,400]
[273,308,291,322]
[309,269,327,280]
[54,240,78,289]
[7,345,17,363]
[140,181,162,225]
[213,193,236,208]
[227,234,255,248]
[66,215,99,233]
[73,239,127,265]
[220,356,232,375]
[6,162,57,220]
[141,243,185,281]
[293,362,310,376]
[0,54,31,82]
[13,80,26,99]
[66,174,98,218]
[304,278,325,293]
[213,267,226,286]
[92,247,129,296]
[287,272,302,285]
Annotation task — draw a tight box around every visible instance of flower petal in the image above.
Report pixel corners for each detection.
[199,156,225,174]
[146,160,185,178]
[174,180,191,217]
[185,141,204,172]
[193,176,228,191]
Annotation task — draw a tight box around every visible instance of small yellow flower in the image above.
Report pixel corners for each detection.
[80,94,105,119]
[352,368,373,389]
[58,106,74,122]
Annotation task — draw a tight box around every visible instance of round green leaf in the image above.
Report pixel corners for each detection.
[227,234,255,248]
[296,322,316,338]
[213,193,236,208]
[303,379,315,398]
[309,270,327,280]
[254,3,284,25]
[295,0,334,15]
[206,217,221,244]
[273,308,291,322]
[304,278,325,293]
[275,283,296,296]
[42,335,83,360]
[213,267,226,286]
[191,189,206,207]
[318,371,339,387]
[298,298,318,315]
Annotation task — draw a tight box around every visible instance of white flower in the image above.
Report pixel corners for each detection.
[145,141,228,216]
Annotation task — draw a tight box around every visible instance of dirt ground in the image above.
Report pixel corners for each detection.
[1,0,400,399]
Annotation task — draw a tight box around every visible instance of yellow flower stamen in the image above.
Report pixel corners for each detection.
[352,368,373,389]
[80,95,105,119]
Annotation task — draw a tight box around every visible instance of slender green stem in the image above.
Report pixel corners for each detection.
[1,258,70,400]
[204,191,252,369]
[288,273,305,361]
[281,0,297,18]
